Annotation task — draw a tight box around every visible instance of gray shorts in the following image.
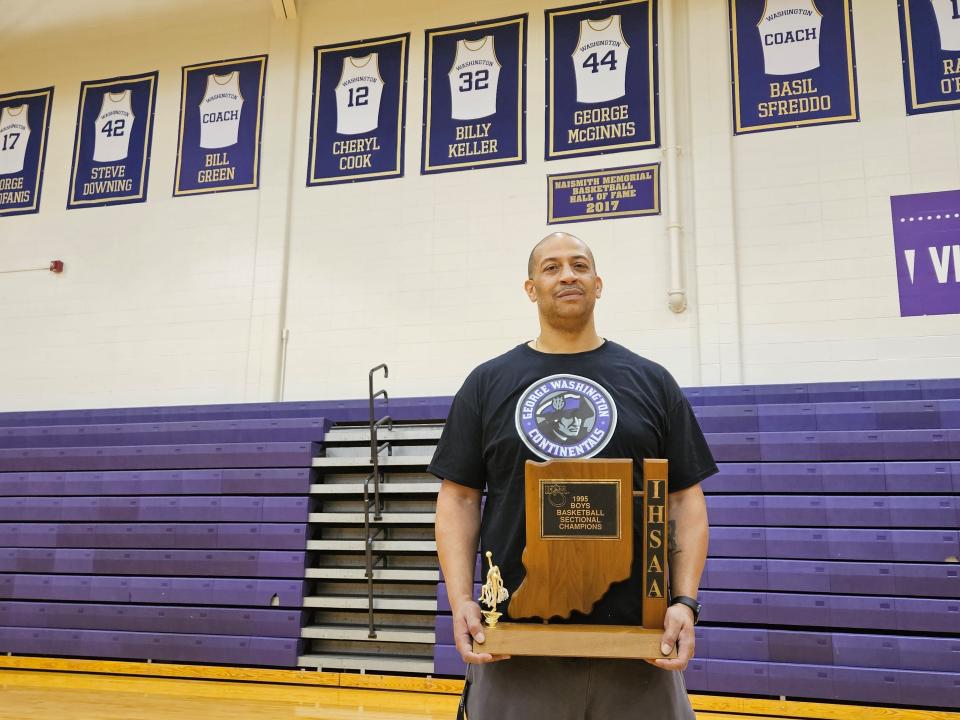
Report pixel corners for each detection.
[459,656,695,720]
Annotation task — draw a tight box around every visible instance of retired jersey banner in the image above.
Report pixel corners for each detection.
[545,0,659,160]
[729,0,859,134]
[547,163,659,223]
[891,190,960,317]
[899,0,960,115]
[421,14,527,174]
[174,55,267,196]
[67,72,158,209]
[308,33,409,185]
[0,87,53,218]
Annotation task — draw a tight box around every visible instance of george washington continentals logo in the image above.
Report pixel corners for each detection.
[515,373,618,460]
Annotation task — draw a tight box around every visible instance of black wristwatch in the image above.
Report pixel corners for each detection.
[670,595,702,624]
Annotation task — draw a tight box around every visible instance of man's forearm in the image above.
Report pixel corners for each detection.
[435,480,482,610]
[667,484,709,598]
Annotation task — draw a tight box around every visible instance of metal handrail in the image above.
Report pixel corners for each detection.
[364,364,391,639]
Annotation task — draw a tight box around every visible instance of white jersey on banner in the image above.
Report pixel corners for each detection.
[448,35,501,120]
[199,71,243,149]
[93,90,135,163]
[572,15,630,104]
[0,104,30,175]
[334,53,385,135]
[757,0,823,76]
[931,0,960,51]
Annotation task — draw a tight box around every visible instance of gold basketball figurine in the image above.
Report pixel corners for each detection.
[478,550,509,627]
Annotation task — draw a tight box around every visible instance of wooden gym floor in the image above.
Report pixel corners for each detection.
[0,661,957,720]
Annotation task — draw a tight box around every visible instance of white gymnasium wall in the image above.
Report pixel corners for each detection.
[0,0,956,411]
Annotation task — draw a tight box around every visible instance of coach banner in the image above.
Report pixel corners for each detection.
[729,0,859,134]
[0,87,53,218]
[308,34,409,185]
[547,163,659,223]
[545,0,659,160]
[67,72,158,209]
[891,190,960,317]
[421,14,527,174]
[899,0,960,115]
[174,55,267,196]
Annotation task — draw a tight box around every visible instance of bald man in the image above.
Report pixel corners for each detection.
[430,233,716,720]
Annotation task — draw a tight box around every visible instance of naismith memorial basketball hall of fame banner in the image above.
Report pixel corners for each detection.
[308,33,410,185]
[729,0,859,134]
[67,72,158,210]
[899,0,960,115]
[173,55,267,196]
[545,0,660,160]
[0,87,53,218]
[421,14,527,174]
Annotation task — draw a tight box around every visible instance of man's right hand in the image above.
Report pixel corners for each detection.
[452,599,511,664]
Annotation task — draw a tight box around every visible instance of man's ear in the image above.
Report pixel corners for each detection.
[524,278,537,302]
[595,276,603,298]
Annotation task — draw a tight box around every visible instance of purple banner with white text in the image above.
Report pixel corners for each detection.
[890,189,960,317]
[547,163,659,224]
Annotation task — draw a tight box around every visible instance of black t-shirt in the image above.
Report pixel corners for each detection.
[428,340,718,625]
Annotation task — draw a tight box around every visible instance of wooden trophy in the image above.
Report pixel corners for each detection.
[473,458,674,659]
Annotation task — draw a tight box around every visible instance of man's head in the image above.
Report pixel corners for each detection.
[524,232,602,331]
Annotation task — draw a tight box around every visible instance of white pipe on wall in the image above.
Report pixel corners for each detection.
[661,0,687,314]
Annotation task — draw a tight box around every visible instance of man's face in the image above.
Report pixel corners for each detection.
[524,234,602,328]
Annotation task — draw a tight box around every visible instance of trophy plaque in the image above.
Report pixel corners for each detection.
[473,458,674,660]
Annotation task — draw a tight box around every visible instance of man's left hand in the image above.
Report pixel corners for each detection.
[652,603,696,671]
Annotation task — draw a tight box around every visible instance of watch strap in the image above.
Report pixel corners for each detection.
[670,595,701,624]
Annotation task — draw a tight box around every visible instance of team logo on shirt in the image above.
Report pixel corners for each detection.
[514,373,617,460]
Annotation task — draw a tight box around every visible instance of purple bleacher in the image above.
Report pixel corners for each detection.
[832,633,900,670]
[884,462,953,492]
[701,627,768,661]
[0,398,450,428]
[765,560,830,593]
[900,669,960,708]
[764,496,825,526]
[0,442,317,472]
[708,528,766,557]
[704,559,769,591]
[833,666,898,705]
[758,404,817,432]
[433,644,465,676]
[768,630,833,665]
[702,463,762,492]
[705,659,770,695]
[697,590,767,624]
[761,463,823,492]
[898,636,960,673]
[821,462,886,492]
[0,469,311,496]
[703,496,763,525]
[772,663,837,702]
[0,548,306,577]
[894,563,959,598]
[703,433,761,462]
[827,562,896,595]
[0,626,300,666]
[896,598,960,633]
[0,418,329,450]
[435,615,453,645]
[693,406,758,433]
[0,601,302,637]
[816,403,877,431]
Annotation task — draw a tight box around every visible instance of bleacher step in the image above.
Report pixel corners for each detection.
[307,539,436,552]
[301,625,435,643]
[312,455,435,468]
[325,426,444,443]
[297,653,434,674]
[303,595,437,611]
[309,482,440,495]
[309,511,435,524]
[305,567,439,581]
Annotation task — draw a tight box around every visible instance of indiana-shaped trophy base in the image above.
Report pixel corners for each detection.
[473,623,676,659]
